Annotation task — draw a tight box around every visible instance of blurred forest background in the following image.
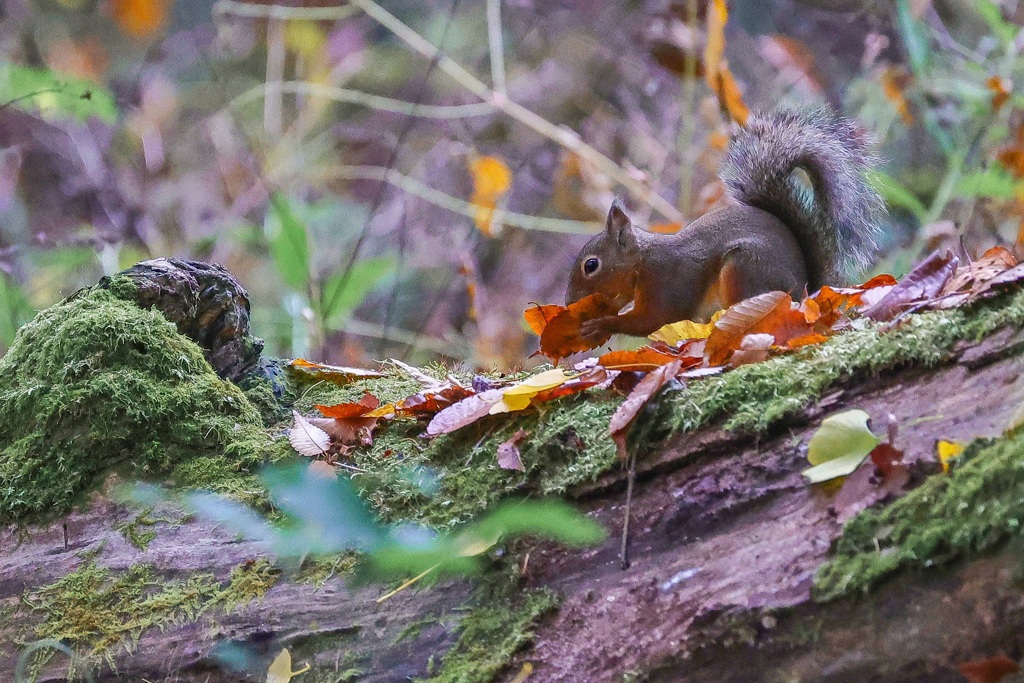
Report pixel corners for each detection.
[0,0,1023,370]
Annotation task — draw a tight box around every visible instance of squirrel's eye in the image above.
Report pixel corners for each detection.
[583,257,600,275]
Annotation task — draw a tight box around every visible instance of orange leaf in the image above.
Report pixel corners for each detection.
[958,655,1020,683]
[524,303,565,336]
[715,66,750,127]
[288,359,385,385]
[704,291,811,366]
[881,66,913,125]
[537,293,621,361]
[110,0,172,38]
[786,333,829,349]
[703,0,727,90]
[315,393,380,419]
[598,347,684,371]
[987,76,1012,112]
[650,222,682,234]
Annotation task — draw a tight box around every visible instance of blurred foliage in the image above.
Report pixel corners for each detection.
[0,0,1023,367]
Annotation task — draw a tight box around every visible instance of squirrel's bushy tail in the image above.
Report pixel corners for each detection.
[719,108,884,287]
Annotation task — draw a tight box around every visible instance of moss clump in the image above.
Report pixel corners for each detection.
[22,555,278,671]
[815,430,1024,601]
[0,287,282,526]
[422,585,559,683]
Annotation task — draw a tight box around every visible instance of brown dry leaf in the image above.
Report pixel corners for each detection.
[315,393,381,419]
[998,123,1024,178]
[958,655,1020,683]
[988,76,1013,112]
[497,428,529,472]
[468,155,512,236]
[729,332,774,367]
[704,291,811,366]
[942,246,1017,294]
[609,360,683,459]
[287,359,385,385]
[598,347,682,370]
[715,66,750,126]
[289,411,331,457]
[426,388,505,436]
[309,415,379,448]
[537,293,621,361]
[395,385,475,419]
[862,251,960,321]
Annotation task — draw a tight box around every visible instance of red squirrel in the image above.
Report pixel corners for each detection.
[566,108,885,341]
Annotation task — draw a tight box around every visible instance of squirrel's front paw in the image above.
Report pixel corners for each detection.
[579,315,616,346]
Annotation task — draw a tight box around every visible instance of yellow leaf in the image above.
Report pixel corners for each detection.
[491,368,573,414]
[937,440,965,474]
[468,155,513,236]
[649,310,724,345]
[285,20,327,60]
[267,649,310,683]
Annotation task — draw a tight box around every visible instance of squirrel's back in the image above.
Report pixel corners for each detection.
[719,108,884,288]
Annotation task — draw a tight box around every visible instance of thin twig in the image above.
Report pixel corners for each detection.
[317,164,597,234]
[486,0,507,95]
[348,0,683,224]
[227,80,496,119]
[619,447,637,570]
[213,0,359,21]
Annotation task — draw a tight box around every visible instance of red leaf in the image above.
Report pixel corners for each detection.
[609,360,683,459]
[538,293,621,361]
[524,303,565,336]
[958,655,1020,683]
[315,393,381,419]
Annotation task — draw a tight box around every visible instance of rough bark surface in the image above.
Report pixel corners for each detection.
[3,328,1024,681]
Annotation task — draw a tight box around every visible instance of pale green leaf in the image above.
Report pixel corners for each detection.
[802,452,872,484]
[807,409,880,466]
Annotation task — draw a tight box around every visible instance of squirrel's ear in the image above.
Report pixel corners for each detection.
[605,199,636,249]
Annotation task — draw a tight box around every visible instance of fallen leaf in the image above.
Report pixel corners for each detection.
[309,415,379,448]
[493,368,574,413]
[289,411,331,457]
[267,648,311,683]
[598,347,682,370]
[524,303,565,336]
[497,429,529,472]
[704,291,811,366]
[395,385,475,419]
[802,409,880,484]
[426,388,505,436]
[287,358,385,385]
[609,360,683,459]
[315,392,381,419]
[649,310,724,345]
[532,367,614,403]
[937,439,966,473]
[389,358,446,391]
[958,654,1020,683]
[869,442,905,476]
[988,76,1013,112]
[862,250,959,321]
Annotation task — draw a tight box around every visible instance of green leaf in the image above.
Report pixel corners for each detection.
[896,0,931,75]
[807,409,880,466]
[0,62,117,123]
[955,167,1019,200]
[266,194,311,292]
[321,255,397,327]
[802,409,880,483]
[975,0,1018,45]
[868,170,927,220]
[802,452,873,484]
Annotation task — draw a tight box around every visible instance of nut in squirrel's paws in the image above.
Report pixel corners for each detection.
[579,316,616,345]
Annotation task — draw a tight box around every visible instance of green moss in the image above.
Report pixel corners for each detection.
[815,430,1024,601]
[0,287,284,526]
[116,510,158,551]
[21,555,278,672]
[422,584,559,683]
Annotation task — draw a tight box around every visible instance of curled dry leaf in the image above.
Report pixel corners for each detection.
[497,428,529,472]
[315,392,381,419]
[648,310,724,346]
[862,250,959,321]
[524,303,565,336]
[704,291,812,366]
[609,359,683,459]
[598,347,683,370]
[289,411,331,457]
[287,358,384,385]
[729,332,774,367]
